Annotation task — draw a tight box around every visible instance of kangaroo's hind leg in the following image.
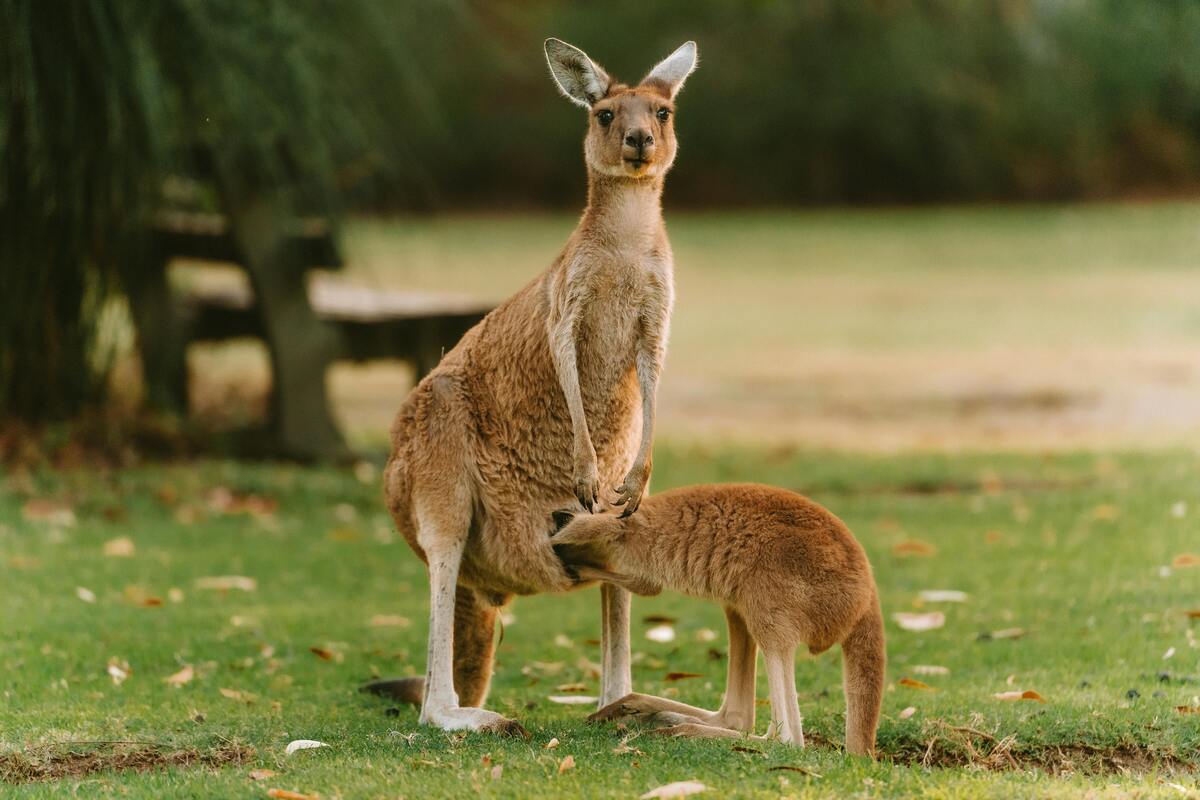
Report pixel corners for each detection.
[764,646,804,746]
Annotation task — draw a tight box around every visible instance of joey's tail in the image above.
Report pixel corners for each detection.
[841,591,885,757]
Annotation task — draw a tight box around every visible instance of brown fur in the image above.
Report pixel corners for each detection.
[553,484,886,755]
[381,39,697,733]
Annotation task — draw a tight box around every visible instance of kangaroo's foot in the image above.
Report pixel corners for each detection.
[419,703,529,737]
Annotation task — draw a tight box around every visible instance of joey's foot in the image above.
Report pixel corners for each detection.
[588,693,705,728]
[420,705,530,738]
[359,677,424,705]
[650,722,745,740]
[573,459,601,512]
[612,464,650,517]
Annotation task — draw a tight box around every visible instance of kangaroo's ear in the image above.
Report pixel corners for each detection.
[642,41,698,99]
[545,38,611,108]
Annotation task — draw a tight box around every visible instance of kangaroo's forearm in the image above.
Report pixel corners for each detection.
[548,312,594,456]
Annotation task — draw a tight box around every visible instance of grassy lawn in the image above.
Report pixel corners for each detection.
[4,445,1200,797]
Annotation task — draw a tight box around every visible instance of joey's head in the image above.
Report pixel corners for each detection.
[550,509,624,570]
[545,38,698,181]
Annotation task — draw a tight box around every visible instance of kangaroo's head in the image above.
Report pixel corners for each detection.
[545,38,698,181]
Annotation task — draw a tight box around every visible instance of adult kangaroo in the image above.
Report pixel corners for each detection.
[375,38,698,734]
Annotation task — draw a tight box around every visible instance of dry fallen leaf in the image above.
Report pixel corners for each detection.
[893,612,945,632]
[1176,706,1200,714]
[641,781,708,798]
[164,665,194,687]
[106,657,130,686]
[266,790,316,800]
[219,687,258,704]
[370,614,410,627]
[912,665,950,676]
[557,755,575,774]
[918,590,968,603]
[994,689,1045,702]
[898,677,935,691]
[285,740,329,755]
[1186,610,1200,619]
[249,768,277,780]
[987,627,1027,640]
[645,624,676,643]
[22,499,76,527]
[554,682,590,693]
[491,764,503,780]
[103,537,136,557]
[141,597,164,607]
[195,575,257,592]
[309,647,334,661]
[643,614,678,624]
[548,695,598,705]
[168,587,185,603]
[665,672,704,682]
[892,539,936,557]
[1091,503,1120,521]
[694,628,718,643]
[544,737,560,750]
[898,706,917,719]
[1172,553,1200,569]
[75,586,96,603]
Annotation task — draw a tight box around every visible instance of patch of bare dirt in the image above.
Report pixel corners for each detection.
[0,742,254,783]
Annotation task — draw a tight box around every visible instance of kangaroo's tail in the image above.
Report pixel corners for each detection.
[841,591,886,757]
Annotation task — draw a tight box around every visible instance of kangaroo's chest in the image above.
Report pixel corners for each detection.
[575,252,670,374]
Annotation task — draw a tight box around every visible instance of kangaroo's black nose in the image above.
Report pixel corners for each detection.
[624,130,653,149]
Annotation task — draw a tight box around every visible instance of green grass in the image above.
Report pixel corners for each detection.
[4,445,1200,797]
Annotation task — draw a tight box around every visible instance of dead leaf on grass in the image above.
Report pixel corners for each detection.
[1091,504,1120,521]
[544,737,560,750]
[643,614,677,625]
[548,695,597,705]
[370,614,410,627]
[1172,553,1200,569]
[196,575,257,592]
[898,677,936,691]
[22,499,76,527]
[1176,706,1200,714]
[285,740,328,755]
[219,687,258,704]
[994,689,1045,702]
[164,665,194,687]
[557,754,575,774]
[732,745,764,755]
[266,790,316,800]
[912,665,950,676]
[554,682,590,693]
[641,780,708,798]
[694,628,718,642]
[892,539,936,558]
[893,612,945,632]
[645,624,676,643]
[665,672,704,682]
[768,765,820,776]
[981,627,1027,640]
[106,657,130,686]
[898,706,917,719]
[918,590,968,603]
[75,586,96,603]
[1185,610,1200,619]
[249,768,277,780]
[309,647,335,662]
[103,537,135,557]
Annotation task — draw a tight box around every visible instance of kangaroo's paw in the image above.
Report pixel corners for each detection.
[588,692,712,727]
[419,705,529,738]
[650,722,746,740]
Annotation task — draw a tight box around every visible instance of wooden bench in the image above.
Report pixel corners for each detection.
[129,206,490,459]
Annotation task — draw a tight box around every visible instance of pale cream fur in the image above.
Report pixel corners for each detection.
[379,39,697,735]
[553,484,887,755]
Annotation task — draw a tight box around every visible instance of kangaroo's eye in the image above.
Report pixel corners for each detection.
[597,110,614,127]
[657,108,671,122]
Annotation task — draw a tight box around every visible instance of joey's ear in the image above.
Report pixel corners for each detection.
[545,38,611,108]
[642,41,698,99]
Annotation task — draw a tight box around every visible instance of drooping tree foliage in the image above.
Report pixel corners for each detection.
[0,0,462,422]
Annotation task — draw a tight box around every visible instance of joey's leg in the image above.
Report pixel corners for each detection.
[599,583,632,706]
[709,607,758,732]
[592,606,755,732]
[416,507,526,736]
[764,647,804,746]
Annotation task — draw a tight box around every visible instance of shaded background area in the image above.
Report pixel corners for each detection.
[3,0,1200,455]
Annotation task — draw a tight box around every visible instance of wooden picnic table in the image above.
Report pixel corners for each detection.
[128,202,490,459]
